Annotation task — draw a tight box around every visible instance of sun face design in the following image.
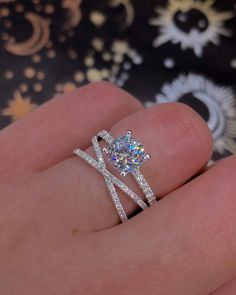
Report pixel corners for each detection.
[149,0,234,57]
[152,73,236,156]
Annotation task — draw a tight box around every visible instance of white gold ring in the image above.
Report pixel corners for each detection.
[74,130,156,222]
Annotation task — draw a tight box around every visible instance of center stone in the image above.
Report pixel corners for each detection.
[108,134,146,174]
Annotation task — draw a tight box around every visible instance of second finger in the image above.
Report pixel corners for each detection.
[37,103,212,232]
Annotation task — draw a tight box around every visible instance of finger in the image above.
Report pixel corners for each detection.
[103,156,236,295]
[38,102,212,232]
[209,279,236,295]
[0,82,142,177]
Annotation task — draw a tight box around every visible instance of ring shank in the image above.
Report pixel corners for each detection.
[74,130,156,222]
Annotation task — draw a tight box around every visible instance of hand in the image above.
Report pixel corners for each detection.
[0,82,235,295]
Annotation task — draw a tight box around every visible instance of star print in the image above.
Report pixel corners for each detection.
[1,90,37,121]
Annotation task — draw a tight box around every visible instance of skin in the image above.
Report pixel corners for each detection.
[0,81,236,295]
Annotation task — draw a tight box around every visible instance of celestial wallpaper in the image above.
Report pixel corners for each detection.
[0,0,236,160]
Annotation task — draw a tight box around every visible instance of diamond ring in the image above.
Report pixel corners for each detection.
[74,130,156,222]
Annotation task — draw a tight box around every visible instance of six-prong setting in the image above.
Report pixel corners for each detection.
[145,154,151,160]
[104,130,150,176]
[120,171,127,177]
[126,130,132,137]
[102,147,109,155]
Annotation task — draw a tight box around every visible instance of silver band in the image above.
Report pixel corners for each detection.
[74,130,156,222]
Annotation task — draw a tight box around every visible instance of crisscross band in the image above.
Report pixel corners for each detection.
[74,130,156,222]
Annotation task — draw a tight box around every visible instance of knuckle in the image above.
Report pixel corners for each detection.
[69,81,142,113]
[86,81,142,111]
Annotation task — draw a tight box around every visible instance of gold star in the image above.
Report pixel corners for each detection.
[1,91,37,121]
[89,11,106,27]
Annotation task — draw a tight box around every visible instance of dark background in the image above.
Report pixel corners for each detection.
[0,0,236,160]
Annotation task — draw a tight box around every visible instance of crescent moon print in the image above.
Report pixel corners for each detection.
[62,0,82,29]
[149,0,234,57]
[4,12,50,56]
[110,0,134,26]
[154,73,236,155]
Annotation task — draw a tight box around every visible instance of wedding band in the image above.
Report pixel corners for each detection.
[74,130,156,222]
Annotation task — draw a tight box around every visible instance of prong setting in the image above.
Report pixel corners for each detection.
[126,130,132,137]
[102,147,109,155]
[145,154,151,160]
[107,131,150,175]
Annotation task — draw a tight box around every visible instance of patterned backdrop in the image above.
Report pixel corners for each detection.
[0,0,236,161]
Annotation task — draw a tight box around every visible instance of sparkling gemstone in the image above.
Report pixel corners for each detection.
[108,134,147,174]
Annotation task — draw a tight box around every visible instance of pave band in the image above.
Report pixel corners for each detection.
[74,130,156,222]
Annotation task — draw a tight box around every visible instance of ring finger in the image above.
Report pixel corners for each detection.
[36,102,213,233]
